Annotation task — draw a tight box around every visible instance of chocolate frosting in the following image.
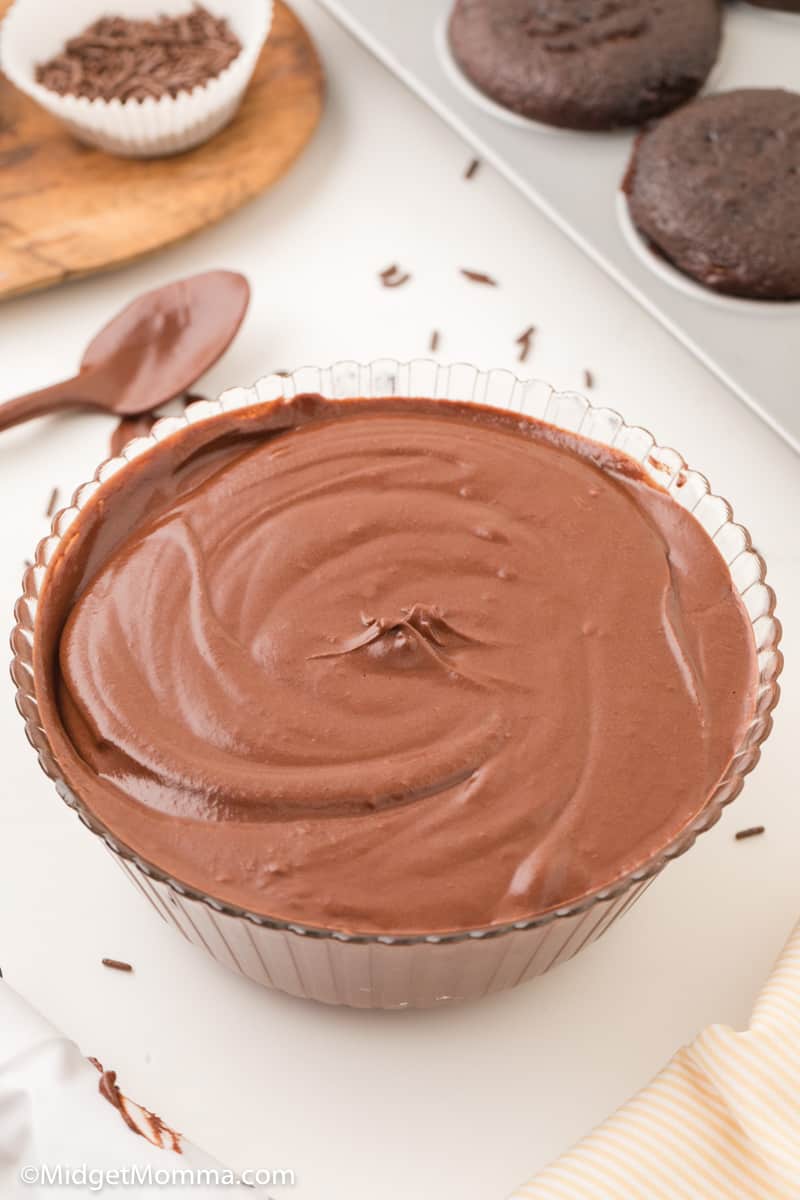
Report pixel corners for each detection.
[35,397,757,935]
[89,1058,182,1153]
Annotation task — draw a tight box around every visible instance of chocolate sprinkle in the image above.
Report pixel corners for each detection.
[379,264,412,289]
[583,369,595,389]
[36,6,242,103]
[515,325,536,364]
[45,486,60,519]
[460,269,498,287]
[464,157,481,181]
[735,825,765,841]
[429,330,441,353]
[102,957,133,972]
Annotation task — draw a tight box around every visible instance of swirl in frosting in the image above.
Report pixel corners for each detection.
[37,396,757,934]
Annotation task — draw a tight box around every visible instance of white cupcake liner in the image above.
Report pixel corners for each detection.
[0,0,272,158]
[11,361,782,1008]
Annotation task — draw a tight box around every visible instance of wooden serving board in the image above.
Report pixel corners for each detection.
[0,1,324,300]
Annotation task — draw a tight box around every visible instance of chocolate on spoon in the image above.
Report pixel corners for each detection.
[0,271,250,434]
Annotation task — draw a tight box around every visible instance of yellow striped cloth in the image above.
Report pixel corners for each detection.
[514,921,800,1200]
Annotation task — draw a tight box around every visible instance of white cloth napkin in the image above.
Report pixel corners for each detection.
[0,983,268,1196]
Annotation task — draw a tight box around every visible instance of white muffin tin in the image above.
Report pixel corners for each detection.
[316,0,800,452]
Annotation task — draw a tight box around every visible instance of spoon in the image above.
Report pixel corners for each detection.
[0,270,250,434]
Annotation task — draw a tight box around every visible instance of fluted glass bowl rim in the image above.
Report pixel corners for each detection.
[10,359,783,946]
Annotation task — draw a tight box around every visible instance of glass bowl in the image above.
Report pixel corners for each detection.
[10,360,782,1008]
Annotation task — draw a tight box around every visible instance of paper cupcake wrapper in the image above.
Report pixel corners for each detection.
[0,0,272,157]
[10,360,782,1008]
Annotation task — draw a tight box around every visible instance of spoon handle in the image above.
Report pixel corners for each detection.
[0,376,95,433]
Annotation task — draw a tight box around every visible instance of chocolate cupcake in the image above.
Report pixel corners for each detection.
[14,364,779,1008]
[624,88,800,301]
[447,0,721,131]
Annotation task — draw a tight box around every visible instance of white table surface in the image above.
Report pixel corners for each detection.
[0,4,797,1197]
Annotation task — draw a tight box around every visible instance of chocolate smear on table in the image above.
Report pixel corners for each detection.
[379,264,412,289]
[464,157,481,180]
[583,369,595,389]
[429,330,441,353]
[461,269,497,287]
[735,825,765,841]
[36,6,241,104]
[45,486,60,519]
[102,957,133,972]
[89,1058,182,1153]
[515,325,536,363]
